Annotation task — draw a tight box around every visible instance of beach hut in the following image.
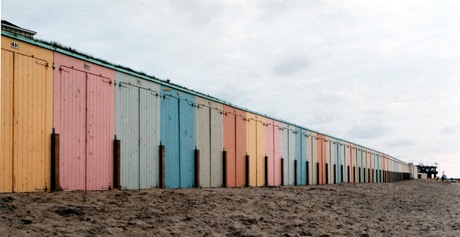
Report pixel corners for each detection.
[223,105,247,187]
[53,52,115,191]
[1,35,53,192]
[306,131,317,185]
[316,134,327,185]
[265,119,282,186]
[160,86,196,188]
[195,97,224,188]
[115,72,161,189]
[246,112,266,187]
[282,123,296,186]
[296,127,308,185]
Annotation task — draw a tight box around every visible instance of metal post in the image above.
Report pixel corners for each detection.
[245,154,250,187]
[264,155,268,187]
[316,162,320,185]
[306,161,309,185]
[368,168,371,183]
[281,158,284,186]
[341,165,344,183]
[347,165,350,183]
[223,149,227,188]
[294,160,298,186]
[359,167,362,183]
[333,164,336,184]
[51,130,60,191]
[194,147,200,188]
[159,144,165,189]
[113,138,121,190]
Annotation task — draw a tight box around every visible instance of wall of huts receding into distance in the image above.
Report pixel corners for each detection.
[1,31,413,193]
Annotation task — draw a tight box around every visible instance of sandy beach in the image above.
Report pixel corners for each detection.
[0,179,458,236]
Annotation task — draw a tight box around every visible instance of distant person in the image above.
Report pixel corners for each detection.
[441,174,446,182]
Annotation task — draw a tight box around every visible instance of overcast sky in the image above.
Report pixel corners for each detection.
[3,0,460,177]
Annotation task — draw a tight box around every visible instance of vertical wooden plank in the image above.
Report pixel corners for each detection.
[56,65,87,190]
[0,49,14,193]
[325,139,330,184]
[256,116,266,187]
[139,88,160,189]
[317,134,326,185]
[296,128,307,186]
[288,127,296,186]
[161,91,180,188]
[178,95,196,188]
[308,132,317,185]
[116,83,139,189]
[265,119,275,186]
[86,73,115,190]
[223,106,235,187]
[246,113,257,186]
[295,128,301,186]
[195,98,211,187]
[273,121,282,186]
[281,124,289,185]
[235,108,247,187]
[210,101,223,187]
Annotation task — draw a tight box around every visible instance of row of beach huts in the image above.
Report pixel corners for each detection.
[0,22,416,193]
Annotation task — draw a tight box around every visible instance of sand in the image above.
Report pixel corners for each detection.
[0,180,459,237]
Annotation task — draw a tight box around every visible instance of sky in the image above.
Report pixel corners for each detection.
[2,0,460,177]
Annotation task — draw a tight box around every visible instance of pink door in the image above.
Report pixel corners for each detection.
[86,74,114,190]
[58,66,87,190]
[54,53,115,190]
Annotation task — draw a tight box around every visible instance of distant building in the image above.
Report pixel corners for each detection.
[408,163,418,179]
[416,165,438,179]
[1,20,36,38]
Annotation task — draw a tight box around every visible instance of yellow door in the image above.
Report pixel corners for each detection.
[1,36,53,192]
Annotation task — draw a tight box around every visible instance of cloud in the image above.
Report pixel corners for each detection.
[441,126,456,134]
[272,55,309,76]
[347,123,386,139]
[386,139,416,147]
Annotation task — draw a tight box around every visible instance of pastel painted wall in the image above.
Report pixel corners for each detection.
[195,97,224,188]
[223,105,246,187]
[115,71,161,189]
[160,86,196,188]
[1,36,53,192]
[54,52,115,191]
